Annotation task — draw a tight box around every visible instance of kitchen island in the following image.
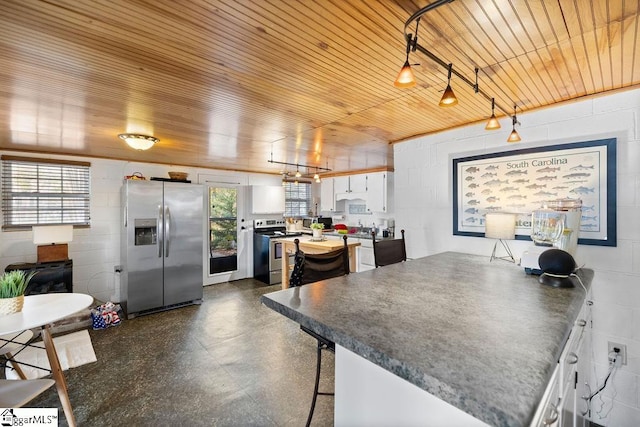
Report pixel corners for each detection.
[276,235,360,289]
[260,251,593,426]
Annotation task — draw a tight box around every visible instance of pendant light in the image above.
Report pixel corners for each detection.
[295,166,301,178]
[507,106,521,143]
[394,34,416,88]
[485,98,501,130]
[438,64,458,107]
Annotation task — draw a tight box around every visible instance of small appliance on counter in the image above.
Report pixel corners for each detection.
[521,198,582,274]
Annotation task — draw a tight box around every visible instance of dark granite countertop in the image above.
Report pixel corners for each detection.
[260,251,593,427]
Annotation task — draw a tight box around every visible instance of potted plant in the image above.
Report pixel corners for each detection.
[310,222,324,239]
[0,270,36,316]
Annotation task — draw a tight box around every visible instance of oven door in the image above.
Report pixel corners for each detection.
[269,239,283,271]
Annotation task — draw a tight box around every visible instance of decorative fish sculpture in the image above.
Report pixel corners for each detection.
[537,167,561,173]
[526,183,547,189]
[481,172,498,178]
[486,196,500,203]
[485,206,503,211]
[467,200,481,205]
[536,175,557,181]
[465,192,475,197]
[465,176,475,181]
[484,179,509,187]
[468,183,479,188]
[552,186,568,190]
[465,207,479,214]
[581,215,598,222]
[505,170,528,176]
[481,189,493,195]
[465,167,480,173]
[570,186,595,195]
[513,179,530,184]
[507,194,527,200]
[465,217,479,223]
[570,164,594,170]
[563,173,591,179]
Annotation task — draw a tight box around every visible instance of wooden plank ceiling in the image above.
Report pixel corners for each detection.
[0,0,638,176]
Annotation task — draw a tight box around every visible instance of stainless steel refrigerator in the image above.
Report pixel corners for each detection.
[120,179,204,318]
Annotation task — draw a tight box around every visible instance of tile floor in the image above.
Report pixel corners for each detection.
[26,280,335,426]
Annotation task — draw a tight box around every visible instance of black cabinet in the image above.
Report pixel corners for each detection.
[4,260,73,295]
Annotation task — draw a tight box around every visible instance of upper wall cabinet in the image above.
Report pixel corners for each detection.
[320,178,335,212]
[322,172,393,214]
[251,185,285,214]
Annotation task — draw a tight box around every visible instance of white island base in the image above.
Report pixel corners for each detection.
[335,344,490,427]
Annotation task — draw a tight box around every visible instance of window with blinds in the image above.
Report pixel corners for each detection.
[1,156,91,229]
[284,181,312,217]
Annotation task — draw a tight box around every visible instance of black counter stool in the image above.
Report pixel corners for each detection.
[372,229,406,267]
[290,235,349,427]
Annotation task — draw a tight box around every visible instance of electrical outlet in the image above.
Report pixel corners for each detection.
[114,265,123,273]
[608,341,627,366]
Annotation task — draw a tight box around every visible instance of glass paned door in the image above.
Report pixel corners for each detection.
[209,187,238,274]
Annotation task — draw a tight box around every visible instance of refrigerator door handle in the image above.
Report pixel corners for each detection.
[158,204,164,258]
[165,205,171,257]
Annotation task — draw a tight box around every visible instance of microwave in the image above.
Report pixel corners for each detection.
[302,217,333,229]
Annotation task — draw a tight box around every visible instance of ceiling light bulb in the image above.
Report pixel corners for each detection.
[294,179,299,185]
[394,60,416,88]
[118,134,159,150]
[313,173,319,180]
[295,170,301,178]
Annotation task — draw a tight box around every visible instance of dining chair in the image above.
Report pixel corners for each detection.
[372,229,407,267]
[0,378,55,407]
[0,330,34,380]
[290,235,349,427]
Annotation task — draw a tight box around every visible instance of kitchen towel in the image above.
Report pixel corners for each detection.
[5,329,97,380]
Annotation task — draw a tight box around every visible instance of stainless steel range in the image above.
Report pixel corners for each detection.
[253,219,301,285]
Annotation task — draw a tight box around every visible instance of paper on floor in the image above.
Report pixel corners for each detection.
[5,329,97,379]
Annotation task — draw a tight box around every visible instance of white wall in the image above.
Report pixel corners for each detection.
[0,155,282,301]
[394,88,640,426]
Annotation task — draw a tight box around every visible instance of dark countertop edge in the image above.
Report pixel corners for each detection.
[259,259,593,427]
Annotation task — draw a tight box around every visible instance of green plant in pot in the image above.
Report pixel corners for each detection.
[0,270,37,315]
[310,222,324,238]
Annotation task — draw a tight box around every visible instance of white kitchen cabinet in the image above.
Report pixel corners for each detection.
[333,176,350,194]
[251,185,285,214]
[367,172,387,213]
[350,174,367,193]
[320,178,335,212]
[531,296,592,427]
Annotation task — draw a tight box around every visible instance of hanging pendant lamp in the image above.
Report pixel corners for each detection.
[485,98,501,130]
[439,64,458,107]
[507,106,521,143]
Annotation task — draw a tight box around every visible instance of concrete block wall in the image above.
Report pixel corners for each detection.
[394,88,640,426]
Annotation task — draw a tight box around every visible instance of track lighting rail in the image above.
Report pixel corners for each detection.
[401,0,514,120]
[267,152,332,174]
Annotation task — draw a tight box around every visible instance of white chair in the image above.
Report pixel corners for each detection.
[0,330,34,380]
[0,379,55,407]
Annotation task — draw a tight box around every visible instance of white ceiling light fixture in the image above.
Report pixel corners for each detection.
[118,133,159,150]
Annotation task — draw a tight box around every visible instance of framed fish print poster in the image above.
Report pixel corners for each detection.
[452,138,617,246]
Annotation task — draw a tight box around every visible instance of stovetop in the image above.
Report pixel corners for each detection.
[258,230,303,238]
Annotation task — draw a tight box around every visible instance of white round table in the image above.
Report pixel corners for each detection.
[0,293,93,427]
